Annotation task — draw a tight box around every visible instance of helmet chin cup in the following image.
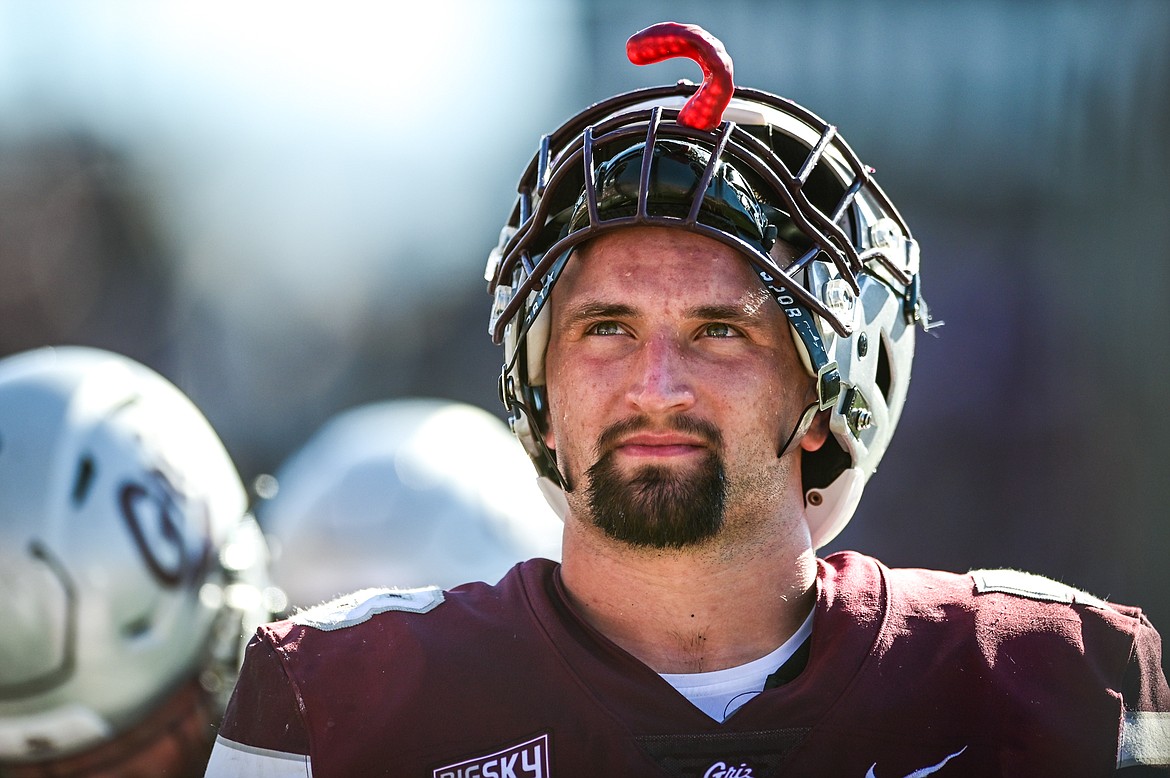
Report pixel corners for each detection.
[804,467,865,548]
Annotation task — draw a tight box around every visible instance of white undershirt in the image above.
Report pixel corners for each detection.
[659,609,814,722]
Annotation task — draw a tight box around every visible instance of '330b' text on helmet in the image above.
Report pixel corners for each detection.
[0,346,277,771]
[486,22,933,548]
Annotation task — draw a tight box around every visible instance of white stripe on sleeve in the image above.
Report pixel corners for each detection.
[203,734,313,778]
[1118,710,1170,768]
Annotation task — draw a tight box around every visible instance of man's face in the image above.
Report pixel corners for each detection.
[542,226,821,549]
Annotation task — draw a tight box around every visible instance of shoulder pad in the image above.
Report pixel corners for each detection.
[291,586,445,631]
[970,569,1107,609]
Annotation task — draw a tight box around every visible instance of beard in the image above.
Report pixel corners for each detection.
[583,416,727,549]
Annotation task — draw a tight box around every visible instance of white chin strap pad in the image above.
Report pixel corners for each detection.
[537,475,569,521]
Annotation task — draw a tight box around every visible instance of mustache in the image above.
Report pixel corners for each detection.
[594,414,723,458]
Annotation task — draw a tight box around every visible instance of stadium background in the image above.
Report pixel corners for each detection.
[2,1,1167,636]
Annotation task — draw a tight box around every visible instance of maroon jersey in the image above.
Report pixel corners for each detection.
[206,552,1170,776]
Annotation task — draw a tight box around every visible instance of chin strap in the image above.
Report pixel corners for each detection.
[779,400,820,458]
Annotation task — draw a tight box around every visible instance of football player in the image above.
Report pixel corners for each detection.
[257,398,562,610]
[0,346,279,777]
[207,22,1169,776]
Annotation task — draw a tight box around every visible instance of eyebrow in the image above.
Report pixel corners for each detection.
[559,301,764,330]
[559,301,637,330]
[689,304,762,324]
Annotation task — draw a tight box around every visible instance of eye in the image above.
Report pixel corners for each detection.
[587,321,627,336]
[702,322,740,338]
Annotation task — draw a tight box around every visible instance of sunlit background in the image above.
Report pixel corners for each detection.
[2,1,1167,633]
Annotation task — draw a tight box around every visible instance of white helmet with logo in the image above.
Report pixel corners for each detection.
[486,22,934,547]
[0,346,276,768]
[259,398,563,610]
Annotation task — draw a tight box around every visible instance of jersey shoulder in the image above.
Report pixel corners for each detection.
[878,558,1153,682]
[826,552,1150,664]
[876,557,1135,620]
[260,559,550,650]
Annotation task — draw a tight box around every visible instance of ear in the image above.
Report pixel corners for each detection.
[799,409,830,452]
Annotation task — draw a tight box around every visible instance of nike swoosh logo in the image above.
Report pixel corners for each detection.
[865,746,968,778]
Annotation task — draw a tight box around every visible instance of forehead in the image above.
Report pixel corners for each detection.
[553,226,765,302]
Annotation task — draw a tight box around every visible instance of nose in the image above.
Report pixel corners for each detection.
[625,334,695,414]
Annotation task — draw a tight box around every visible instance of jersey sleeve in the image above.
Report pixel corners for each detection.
[203,633,313,778]
[1117,611,1170,771]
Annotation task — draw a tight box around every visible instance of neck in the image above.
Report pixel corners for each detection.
[558,512,817,674]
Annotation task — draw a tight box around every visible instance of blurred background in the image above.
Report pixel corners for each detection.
[1,0,1167,632]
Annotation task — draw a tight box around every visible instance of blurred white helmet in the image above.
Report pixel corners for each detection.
[259,398,563,609]
[0,346,277,769]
